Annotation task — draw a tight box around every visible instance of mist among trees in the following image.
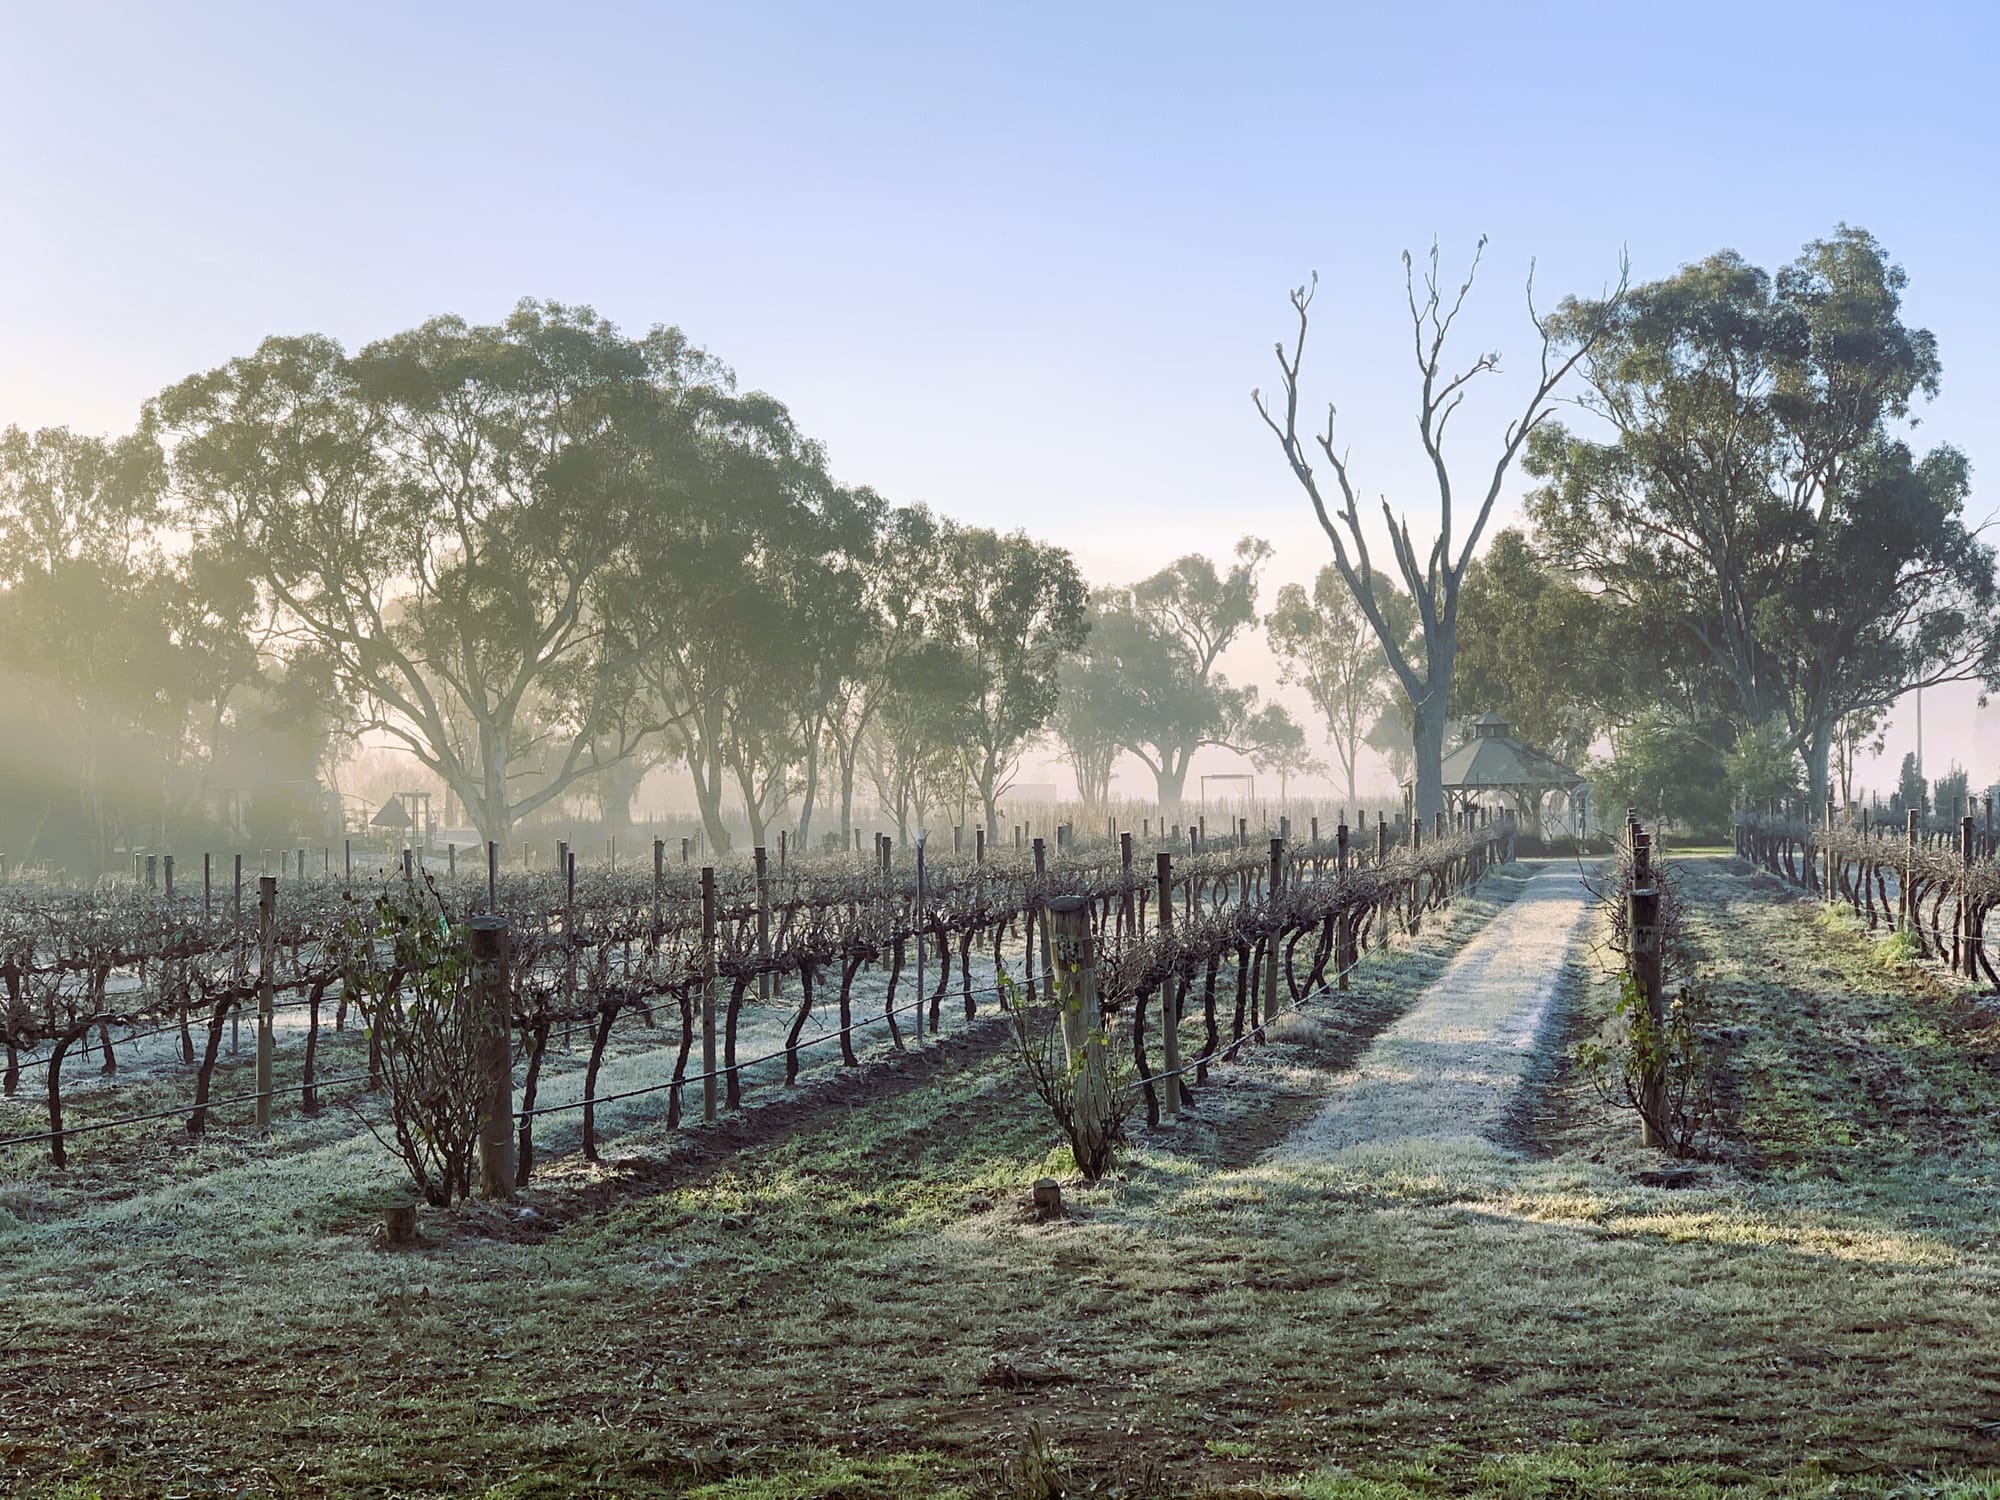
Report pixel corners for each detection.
[2,227,1992,870]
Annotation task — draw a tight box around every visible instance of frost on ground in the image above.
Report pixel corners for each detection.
[1275,863,1591,1159]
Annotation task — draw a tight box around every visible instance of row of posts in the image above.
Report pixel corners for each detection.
[10,804,1504,896]
[32,841,510,919]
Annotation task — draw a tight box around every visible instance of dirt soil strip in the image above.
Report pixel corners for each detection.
[1276,863,1592,1157]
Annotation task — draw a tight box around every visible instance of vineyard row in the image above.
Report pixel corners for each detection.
[2,814,1511,1176]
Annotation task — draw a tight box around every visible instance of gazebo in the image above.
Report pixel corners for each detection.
[1402,713,1588,836]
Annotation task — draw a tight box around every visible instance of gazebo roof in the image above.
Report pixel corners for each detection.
[1401,714,1585,793]
[371,797,413,829]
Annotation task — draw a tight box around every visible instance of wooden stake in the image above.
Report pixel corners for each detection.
[755,847,771,1003]
[1048,895,1110,1172]
[469,914,516,1197]
[701,867,718,1123]
[1263,837,1283,1032]
[256,877,276,1129]
[1629,877,1665,1147]
[1156,850,1179,1120]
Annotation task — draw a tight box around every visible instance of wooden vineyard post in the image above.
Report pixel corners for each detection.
[1156,850,1180,1121]
[755,847,771,1004]
[1826,796,1837,902]
[915,832,929,1036]
[163,855,174,900]
[1860,808,1874,927]
[1047,895,1111,1174]
[469,914,516,1199]
[701,866,718,1123]
[652,839,664,934]
[1033,837,1053,1004]
[488,841,499,913]
[1119,833,1136,943]
[1962,816,1977,979]
[1905,808,1919,931]
[1628,838,1666,1149]
[1336,822,1352,990]
[256,876,276,1129]
[1264,837,1284,1033]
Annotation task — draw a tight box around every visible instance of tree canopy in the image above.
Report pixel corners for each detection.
[1266,566,1410,804]
[1528,228,2000,809]
[1056,540,1303,813]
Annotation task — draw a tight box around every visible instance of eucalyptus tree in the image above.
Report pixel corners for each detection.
[1528,228,1999,807]
[619,388,878,854]
[1256,241,1626,817]
[0,423,309,865]
[155,301,712,850]
[860,642,981,843]
[818,503,951,844]
[1073,539,1301,813]
[723,505,877,850]
[0,423,161,580]
[1266,567,1413,803]
[1449,529,1650,767]
[0,422,168,862]
[927,523,1088,836]
[1052,594,1131,807]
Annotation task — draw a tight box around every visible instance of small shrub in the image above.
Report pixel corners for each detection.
[998,965,1136,1182]
[1575,973,1716,1159]
[334,876,504,1205]
[1263,1013,1328,1047]
[1877,925,1923,968]
[980,1422,1066,1500]
[977,1422,1175,1500]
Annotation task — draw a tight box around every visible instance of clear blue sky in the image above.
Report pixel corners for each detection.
[4,1,1996,795]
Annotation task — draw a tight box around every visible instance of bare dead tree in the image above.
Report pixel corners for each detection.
[1254,240,1626,818]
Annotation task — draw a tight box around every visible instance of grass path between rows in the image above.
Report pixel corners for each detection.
[1278,864,1591,1157]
